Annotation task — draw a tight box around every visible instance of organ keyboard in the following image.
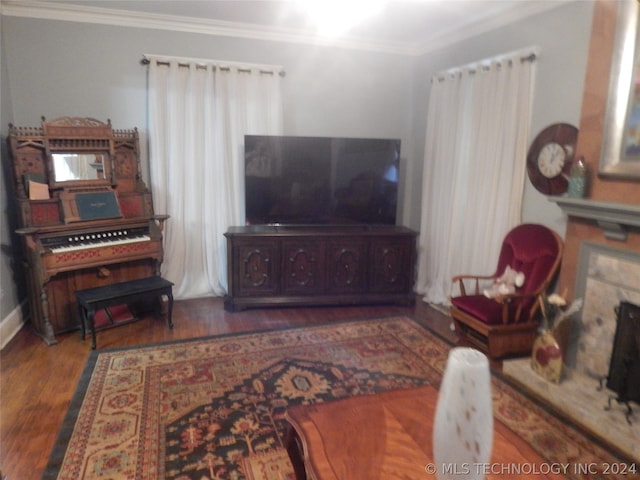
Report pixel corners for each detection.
[42,226,151,253]
[8,117,168,345]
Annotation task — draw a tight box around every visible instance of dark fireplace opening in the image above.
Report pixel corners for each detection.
[603,301,640,424]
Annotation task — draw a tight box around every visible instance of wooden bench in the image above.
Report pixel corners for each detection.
[75,276,174,349]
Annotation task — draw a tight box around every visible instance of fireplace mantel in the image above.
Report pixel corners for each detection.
[551,197,640,241]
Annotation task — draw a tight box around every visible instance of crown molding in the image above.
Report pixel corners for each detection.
[0,0,411,55]
[414,1,568,56]
[1,0,570,57]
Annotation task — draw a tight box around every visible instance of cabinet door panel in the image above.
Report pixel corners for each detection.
[326,239,367,293]
[234,242,279,296]
[282,240,325,294]
[370,238,413,293]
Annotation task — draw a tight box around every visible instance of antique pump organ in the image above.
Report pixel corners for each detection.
[7,117,167,345]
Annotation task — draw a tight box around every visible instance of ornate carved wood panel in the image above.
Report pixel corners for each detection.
[235,242,279,296]
[282,240,325,294]
[326,239,367,293]
[370,238,413,293]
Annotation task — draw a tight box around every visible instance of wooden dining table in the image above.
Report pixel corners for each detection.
[285,385,568,480]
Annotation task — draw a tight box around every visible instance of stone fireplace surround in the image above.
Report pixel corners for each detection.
[503,199,640,463]
[569,241,640,378]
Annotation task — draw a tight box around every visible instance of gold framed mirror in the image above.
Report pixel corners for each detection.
[599,0,640,179]
[52,153,108,182]
[49,151,114,189]
[42,117,116,189]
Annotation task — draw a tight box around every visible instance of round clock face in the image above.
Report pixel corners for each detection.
[526,123,578,195]
[537,142,566,178]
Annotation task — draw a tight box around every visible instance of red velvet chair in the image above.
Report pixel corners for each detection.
[450,224,563,359]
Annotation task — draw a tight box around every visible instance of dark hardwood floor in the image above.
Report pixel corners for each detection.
[0,296,455,480]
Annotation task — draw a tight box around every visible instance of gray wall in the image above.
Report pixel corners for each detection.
[1,18,414,185]
[1,14,25,323]
[406,0,593,229]
[0,1,594,331]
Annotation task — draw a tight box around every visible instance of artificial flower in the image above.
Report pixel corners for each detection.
[538,292,582,330]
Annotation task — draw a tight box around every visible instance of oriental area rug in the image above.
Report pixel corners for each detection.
[45,316,630,480]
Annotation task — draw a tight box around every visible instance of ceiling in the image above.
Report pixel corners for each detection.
[2,0,570,55]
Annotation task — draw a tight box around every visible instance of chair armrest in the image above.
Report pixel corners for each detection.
[451,274,494,296]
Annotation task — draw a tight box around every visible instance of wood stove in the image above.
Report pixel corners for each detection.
[602,301,640,424]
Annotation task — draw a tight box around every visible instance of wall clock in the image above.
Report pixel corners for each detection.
[526,123,578,195]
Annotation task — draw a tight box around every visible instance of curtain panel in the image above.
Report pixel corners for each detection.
[147,56,283,299]
[416,49,536,305]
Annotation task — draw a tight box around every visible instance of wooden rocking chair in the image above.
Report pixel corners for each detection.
[450,224,563,359]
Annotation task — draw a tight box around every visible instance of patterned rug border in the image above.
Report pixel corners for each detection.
[44,349,98,480]
[44,314,634,479]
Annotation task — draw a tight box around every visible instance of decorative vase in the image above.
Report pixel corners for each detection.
[531,329,563,383]
[433,348,493,480]
[567,156,588,198]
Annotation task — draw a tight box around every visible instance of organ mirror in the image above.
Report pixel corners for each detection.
[51,152,110,183]
[42,117,116,189]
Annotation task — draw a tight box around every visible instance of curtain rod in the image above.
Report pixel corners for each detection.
[522,53,537,63]
[432,51,537,83]
[140,56,286,77]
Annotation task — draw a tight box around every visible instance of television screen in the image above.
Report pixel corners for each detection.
[244,135,400,226]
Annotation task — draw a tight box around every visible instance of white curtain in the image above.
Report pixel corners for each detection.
[147,55,283,299]
[416,49,536,305]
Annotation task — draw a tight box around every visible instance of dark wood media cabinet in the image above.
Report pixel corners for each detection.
[224,225,418,311]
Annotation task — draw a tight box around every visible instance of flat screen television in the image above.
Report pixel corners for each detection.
[244,135,400,226]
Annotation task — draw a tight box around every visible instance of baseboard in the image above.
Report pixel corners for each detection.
[1,302,26,350]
